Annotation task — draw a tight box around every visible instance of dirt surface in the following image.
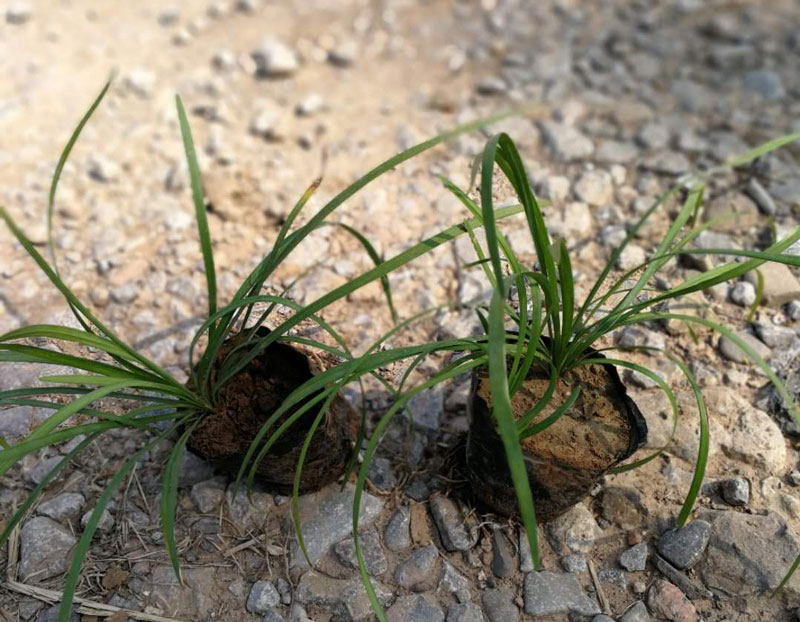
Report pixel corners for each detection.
[3,1,800,621]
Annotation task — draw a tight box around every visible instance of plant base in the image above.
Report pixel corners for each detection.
[188,334,355,494]
[465,352,647,521]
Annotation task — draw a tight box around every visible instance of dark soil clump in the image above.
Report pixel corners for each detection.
[188,333,355,493]
[466,344,647,521]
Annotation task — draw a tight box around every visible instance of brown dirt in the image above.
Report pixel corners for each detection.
[467,353,646,520]
[476,362,640,471]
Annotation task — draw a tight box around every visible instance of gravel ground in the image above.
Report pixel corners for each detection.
[2,1,800,621]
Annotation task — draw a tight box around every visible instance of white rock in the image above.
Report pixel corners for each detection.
[296,93,325,117]
[88,156,121,183]
[730,281,756,307]
[124,69,156,98]
[6,3,32,24]
[574,170,613,207]
[709,388,787,475]
[617,245,646,271]
[252,38,299,77]
[545,503,601,554]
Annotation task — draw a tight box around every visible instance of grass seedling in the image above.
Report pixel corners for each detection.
[250,129,800,622]
[0,79,533,621]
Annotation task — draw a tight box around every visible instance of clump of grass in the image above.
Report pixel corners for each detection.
[0,80,529,621]
[328,131,800,618]
[445,132,800,576]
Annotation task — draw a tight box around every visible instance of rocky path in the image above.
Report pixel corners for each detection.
[2,1,800,621]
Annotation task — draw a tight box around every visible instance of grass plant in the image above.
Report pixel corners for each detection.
[2,76,800,622]
[0,80,527,621]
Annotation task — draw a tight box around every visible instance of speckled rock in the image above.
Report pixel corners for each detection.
[647,580,697,622]
[19,517,77,582]
[657,520,711,570]
[387,594,445,622]
[290,484,384,568]
[701,511,800,595]
[523,571,601,616]
[430,495,477,551]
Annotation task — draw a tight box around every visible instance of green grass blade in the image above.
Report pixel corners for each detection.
[557,239,575,364]
[324,222,398,322]
[723,132,800,169]
[59,426,181,622]
[774,554,800,595]
[291,388,340,567]
[214,204,524,390]
[0,344,155,381]
[176,95,217,318]
[161,423,198,582]
[0,208,188,389]
[746,270,764,323]
[487,286,540,569]
[515,370,556,430]
[48,78,112,272]
[519,384,581,439]
[578,356,679,474]
[0,433,98,549]
[669,356,708,526]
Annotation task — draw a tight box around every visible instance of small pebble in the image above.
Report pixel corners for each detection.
[6,2,32,24]
[656,520,711,569]
[721,478,750,506]
[730,281,756,307]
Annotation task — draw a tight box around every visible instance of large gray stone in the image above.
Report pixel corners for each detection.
[720,478,750,506]
[394,545,438,589]
[657,520,711,570]
[246,581,280,614]
[334,530,388,576]
[708,388,787,475]
[523,571,601,616]
[405,387,444,433]
[384,507,411,551]
[296,571,392,622]
[482,588,519,622]
[743,70,785,100]
[491,528,515,578]
[34,605,78,622]
[0,405,33,440]
[36,492,85,521]
[387,594,444,622]
[430,495,477,551]
[701,511,800,595]
[718,331,771,364]
[290,484,384,568]
[539,121,595,161]
[19,517,77,582]
[190,476,226,514]
[447,602,484,622]
[619,600,652,622]
[744,262,800,306]
[620,542,649,572]
[225,482,274,532]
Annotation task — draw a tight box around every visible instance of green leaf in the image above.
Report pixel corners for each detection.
[214,205,524,391]
[0,433,98,549]
[48,78,113,273]
[487,286,540,569]
[669,356,708,526]
[176,95,217,318]
[161,423,197,582]
[519,383,581,439]
[723,132,800,169]
[59,427,179,622]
